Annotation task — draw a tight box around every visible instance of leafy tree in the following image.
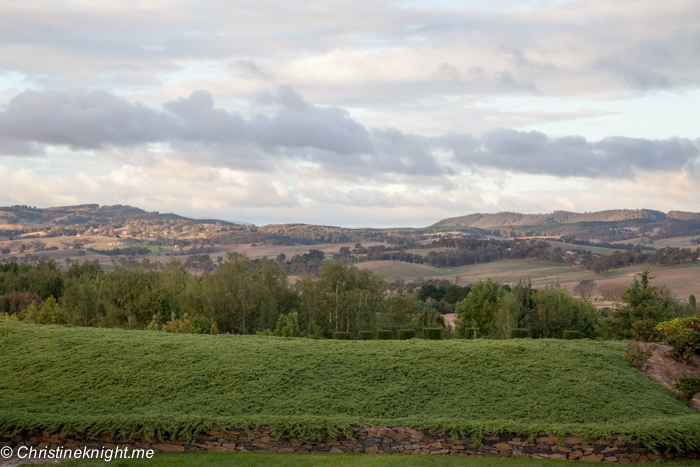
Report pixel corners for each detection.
[379,293,422,330]
[525,286,598,338]
[199,254,297,334]
[455,279,505,337]
[19,297,68,325]
[275,312,301,337]
[162,312,217,334]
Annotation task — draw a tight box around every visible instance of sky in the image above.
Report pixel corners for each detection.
[0,0,699,227]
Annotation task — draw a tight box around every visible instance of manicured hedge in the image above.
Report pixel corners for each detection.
[464,328,479,339]
[511,329,531,339]
[397,330,415,340]
[375,330,393,340]
[423,328,442,340]
[333,332,351,340]
[562,331,581,340]
[358,331,372,340]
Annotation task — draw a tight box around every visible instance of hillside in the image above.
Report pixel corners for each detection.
[432,209,669,229]
[1,322,699,450]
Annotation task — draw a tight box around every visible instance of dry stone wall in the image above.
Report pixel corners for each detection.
[2,426,699,462]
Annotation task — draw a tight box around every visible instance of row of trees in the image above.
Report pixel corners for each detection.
[0,257,694,341]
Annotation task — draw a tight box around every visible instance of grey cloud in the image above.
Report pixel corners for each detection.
[231,60,273,81]
[443,129,700,178]
[0,87,697,180]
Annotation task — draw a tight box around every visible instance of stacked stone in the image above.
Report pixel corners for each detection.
[2,427,698,462]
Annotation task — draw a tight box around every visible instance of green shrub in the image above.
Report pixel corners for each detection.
[562,330,581,340]
[162,312,218,334]
[358,331,372,340]
[674,375,700,405]
[632,319,662,342]
[463,327,479,339]
[275,312,300,337]
[397,329,415,340]
[510,328,530,339]
[375,330,393,340]
[333,331,351,340]
[625,342,657,370]
[657,317,700,362]
[423,327,442,340]
[18,297,68,325]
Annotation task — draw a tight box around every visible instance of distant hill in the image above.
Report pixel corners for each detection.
[431,209,674,229]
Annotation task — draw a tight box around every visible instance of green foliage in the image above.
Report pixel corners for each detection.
[674,375,700,405]
[275,312,301,338]
[1,322,699,452]
[379,294,422,330]
[0,261,64,300]
[333,332,351,340]
[510,329,530,339]
[608,270,686,340]
[18,297,68,325]
[689,295,697,312]
[358,331,372,340]
[562,331,581,340]
[298,261,386,337]
[656,317,700,362]
[375,330,393,340]
[162,312,218,334]
[631,319,662,343]
[625,343,656,370]
[455,279,505,338]
[422,327,442,340]
[0,290,42,316]
[397,329,415,340]
[199,254,298,335]
[525,285,597,339]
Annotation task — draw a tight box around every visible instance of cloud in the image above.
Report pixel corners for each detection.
[0,87,697,182]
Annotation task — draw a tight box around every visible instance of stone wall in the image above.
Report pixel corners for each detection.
[2,426,699,462]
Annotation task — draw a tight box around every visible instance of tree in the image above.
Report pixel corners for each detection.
[573,279,597,299]
[607,269,685,340]
[455,279,505,338]
[197,254,299,334]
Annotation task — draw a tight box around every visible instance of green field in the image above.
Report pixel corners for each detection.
[29,452,700,467]
[1,322,699,451]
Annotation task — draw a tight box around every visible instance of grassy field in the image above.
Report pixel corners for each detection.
[29,452,700,467]
[1,322,699,451]
[357,259,700,299]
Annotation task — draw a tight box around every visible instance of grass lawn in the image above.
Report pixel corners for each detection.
[1,322,699,451]
[34,452,700,467]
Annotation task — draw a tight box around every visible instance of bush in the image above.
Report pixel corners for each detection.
[358,331,372,340]
[423,327,442,340]
[162,312,218,334]
[562,330,581,340]
[375,330,393,340]
[625,342,656,370]
[333,332,351,340]
[463,327,479,339]
[18,297,68,325]
[656,317,700,362]
[510,328,530,339]
[275,312,300,337]
[632,319,662,342]
[674,375,700,405]
[397,329,415,340]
